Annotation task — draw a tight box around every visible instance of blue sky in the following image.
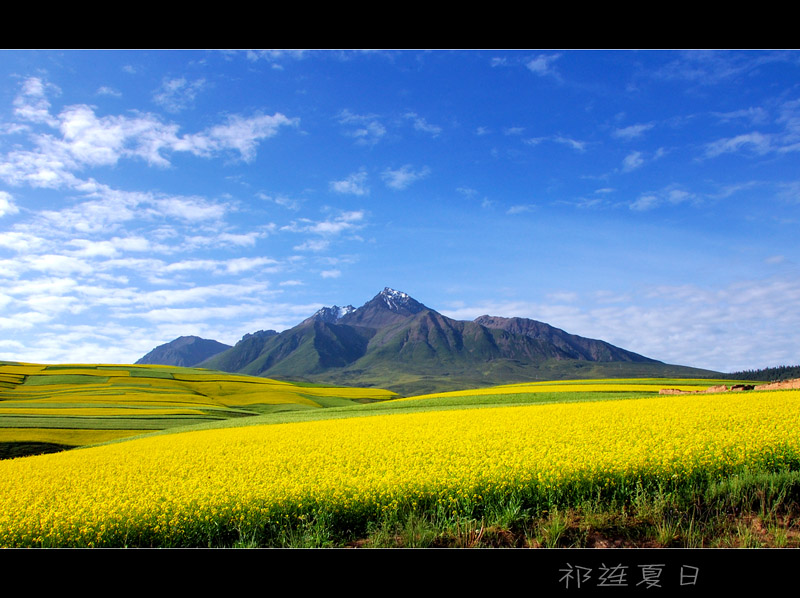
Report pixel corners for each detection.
[1,50,798,372]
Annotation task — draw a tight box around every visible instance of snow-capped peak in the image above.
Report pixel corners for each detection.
[310,304,356,323]
[379,287,416,311]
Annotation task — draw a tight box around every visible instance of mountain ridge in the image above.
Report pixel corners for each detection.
[172,288,720,394]
[136,335,232,368]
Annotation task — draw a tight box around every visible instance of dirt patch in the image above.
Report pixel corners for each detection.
[752,378,800,391]
[659,378,800,395]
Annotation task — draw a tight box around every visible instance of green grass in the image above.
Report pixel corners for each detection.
[23,374,111,385]
[219,467,800,549]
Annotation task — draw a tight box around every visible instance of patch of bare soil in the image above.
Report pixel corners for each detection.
[659,378,800,395]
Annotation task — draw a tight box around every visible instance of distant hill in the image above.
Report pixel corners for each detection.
[196,288,720,395]
[136,336,233,367]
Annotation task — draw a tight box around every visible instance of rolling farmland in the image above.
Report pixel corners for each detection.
[2,365,798,548]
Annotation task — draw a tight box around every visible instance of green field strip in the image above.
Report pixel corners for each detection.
[303,395,362,408]
[0,417,221,429]
[128,369,174,379]
[0,403,257,415]
[23,375,112,385]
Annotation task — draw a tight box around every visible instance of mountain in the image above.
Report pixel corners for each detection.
[136,336,233,368]
[196,287,720,395]
[473,315,651,362]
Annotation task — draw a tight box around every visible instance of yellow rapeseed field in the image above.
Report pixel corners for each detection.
[0,389,798,547]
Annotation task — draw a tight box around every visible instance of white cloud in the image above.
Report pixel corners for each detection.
[0,231,46,253]
[4,79,298,179]
[184,231,265,249]
[506,204,536,215]
[712,107,769,125]
[0,191,19,217]
[381,165,430,190]
[163,256,279,276]
[182,113,299,162]
[337,109,386,145]
[630,194,659,211]
[503,127,525,136]
[152,77,206,112]
[13,77,59,126]
[97,86,122,98]
[404,112,442,136]
[613,122,654,140]
[622,151,644,172]
[246,50,306,64]
[57,104,183,168]
[320,269,341,278]
[257,192,302,210]
[553,136,586,152]
[294,239,330,252]
[629,186,694,211]
[135,304,270,323]
[524,136,586,152]
[282,211,365,238]
[152,195,228,222]
[704,132,772,158]
[330,170,369,195]
[25,254,95,276]
[526,54,561,77]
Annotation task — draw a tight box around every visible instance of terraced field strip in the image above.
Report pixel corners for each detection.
[399,378,755,402]
[0,362,396,453]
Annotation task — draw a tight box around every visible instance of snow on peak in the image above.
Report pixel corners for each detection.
[379,287,418,311]
[312,304,356,322]
[381,287,409,300]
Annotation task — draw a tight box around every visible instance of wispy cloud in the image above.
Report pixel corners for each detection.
[526,54,562,79]
[13,77,59,126]
[524,135,587,152]
[0,192,19,217]
[381,165,430,190]
[330,170,369,195]
[257,193,302,211]
[506,204,536,215]
[553,136,586,152]
[246,50,306,66]
[704,132,772,158]
[282,210,366,236]
[97,86,122,98]
[404,112,442,137]
[613,122,654,140]
[294,239,330,252]
[153,77,206,113]
[654,51,791,86]
[712,106,770,125]
[629,186,694,211]
[622,151,644,172]
[337,109,386,145]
